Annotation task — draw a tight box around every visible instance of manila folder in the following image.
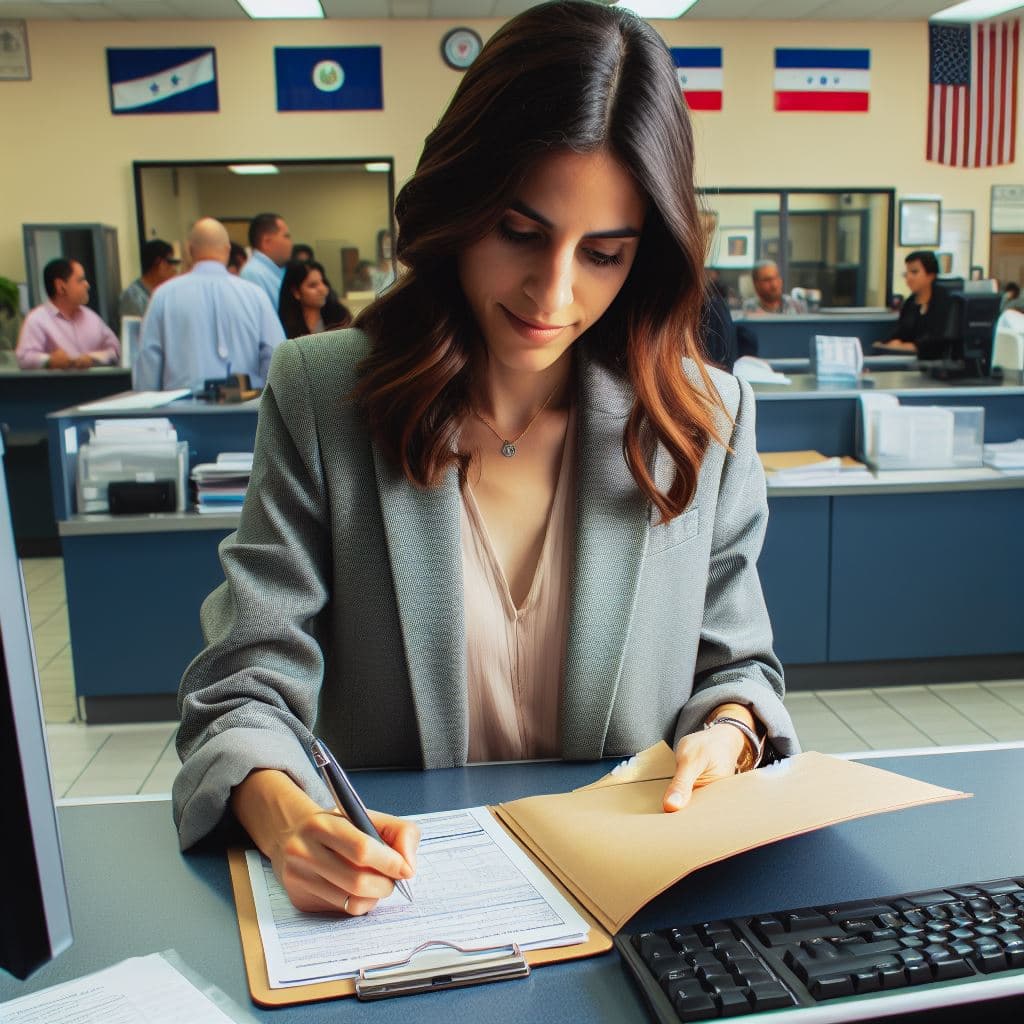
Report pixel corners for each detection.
[493,745,969,935]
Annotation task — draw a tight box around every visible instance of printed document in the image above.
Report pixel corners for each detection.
[0,952,253,1024]
[246,805,588,987]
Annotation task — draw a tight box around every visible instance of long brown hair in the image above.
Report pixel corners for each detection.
[356,0,726,521]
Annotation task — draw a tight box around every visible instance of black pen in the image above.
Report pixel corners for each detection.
[310,737,414,903]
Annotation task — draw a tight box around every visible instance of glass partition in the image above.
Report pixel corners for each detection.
[133,160,395,301]
[700,188,894,310]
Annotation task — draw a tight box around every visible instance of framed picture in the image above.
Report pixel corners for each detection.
[936,251,954,275]
[898,198,941,247]
[970,265,985,281]
[0,20,31,80]
[715,227,755,268]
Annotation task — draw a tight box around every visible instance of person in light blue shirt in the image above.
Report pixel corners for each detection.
[239,212,293,308]
[134,218,285,392]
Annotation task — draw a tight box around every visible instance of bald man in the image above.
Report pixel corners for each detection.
[134,218,284,391]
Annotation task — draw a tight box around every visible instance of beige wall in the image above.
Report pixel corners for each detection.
[3,15,1023,296]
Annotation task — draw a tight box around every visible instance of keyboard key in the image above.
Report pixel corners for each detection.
[747,984,795,1011]
[636,932,675,965]
[931,957,974,981]
[808,973,854,1000]
[977,880,1024,897]
[782,909,832,932]
[674,987,717,1023]
[715,989,752,1016]
[902,891,958,908]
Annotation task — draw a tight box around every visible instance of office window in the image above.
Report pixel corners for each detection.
[701,188,895,309]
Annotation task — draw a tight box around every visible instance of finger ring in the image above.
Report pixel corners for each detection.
[343,894,352,914]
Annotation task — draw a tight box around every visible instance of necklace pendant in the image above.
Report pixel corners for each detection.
[501,441,517,458]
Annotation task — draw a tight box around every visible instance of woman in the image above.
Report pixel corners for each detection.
[875,251,952,356]
[277,259,352,338]
[174,0,798,918]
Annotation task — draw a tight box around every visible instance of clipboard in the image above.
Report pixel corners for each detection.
[226,806,613,1007]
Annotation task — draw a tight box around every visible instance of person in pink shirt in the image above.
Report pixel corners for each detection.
[15,259,120,370]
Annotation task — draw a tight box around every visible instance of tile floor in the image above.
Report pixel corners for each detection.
[21,557,1024,801]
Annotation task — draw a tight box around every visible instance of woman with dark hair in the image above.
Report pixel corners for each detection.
[174,0,798,917]
[278,259,352,338]
[875,250,952,356]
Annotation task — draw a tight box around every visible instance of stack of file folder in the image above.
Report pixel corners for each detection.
[759,450,871,485]
[983,438,1024,472]
[190,452,254,514]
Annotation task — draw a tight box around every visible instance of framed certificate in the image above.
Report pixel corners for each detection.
[0,21,31,81]
[898,198,941,247]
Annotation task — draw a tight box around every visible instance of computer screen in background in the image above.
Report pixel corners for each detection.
[0,434,73,979]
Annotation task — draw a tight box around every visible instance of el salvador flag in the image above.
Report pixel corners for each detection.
[774,48,871,112]
[107,48,218,115]
[670,48,723,111]
[275,47,383,112]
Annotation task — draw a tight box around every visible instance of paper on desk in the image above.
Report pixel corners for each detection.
[78,389,191,412]
[494,743,970,934]
[246,805,588,987]
[0,951,257,1024]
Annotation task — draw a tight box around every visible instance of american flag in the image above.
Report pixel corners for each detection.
[928,20,1019,167]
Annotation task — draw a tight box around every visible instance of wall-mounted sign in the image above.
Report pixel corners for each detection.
[0,20,31,81]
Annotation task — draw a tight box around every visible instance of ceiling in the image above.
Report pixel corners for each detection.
[0,0,1001,22]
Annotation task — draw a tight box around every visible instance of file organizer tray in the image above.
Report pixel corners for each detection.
[75,440,188,513]
[863,405,985,471]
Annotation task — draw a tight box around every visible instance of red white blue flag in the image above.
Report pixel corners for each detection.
[774,48,870,112]
[927,20,1019,168]
[670,47,723,111]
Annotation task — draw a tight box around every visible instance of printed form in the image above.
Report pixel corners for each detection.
[246,805,588,987]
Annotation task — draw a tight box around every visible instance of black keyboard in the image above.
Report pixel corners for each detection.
[617,876,1024,1022]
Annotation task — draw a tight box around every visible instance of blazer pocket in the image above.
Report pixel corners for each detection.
[647,506,700,556]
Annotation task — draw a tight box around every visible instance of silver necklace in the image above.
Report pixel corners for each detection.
[472,382,561,458]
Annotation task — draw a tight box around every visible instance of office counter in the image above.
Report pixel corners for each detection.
[736,313,897,360]
[0,367,130,555]
[48,398,259,721]
[47,378,1024,720]
[1,748,1022,1021]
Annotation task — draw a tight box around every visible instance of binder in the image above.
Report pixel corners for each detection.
[228,744,968,1006]
[227,805,613,1007]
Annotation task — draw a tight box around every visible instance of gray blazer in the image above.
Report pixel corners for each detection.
[173,331,799,849]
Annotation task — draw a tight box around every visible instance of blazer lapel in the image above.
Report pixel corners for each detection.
[372,447,467,768]
[562,354,650,759]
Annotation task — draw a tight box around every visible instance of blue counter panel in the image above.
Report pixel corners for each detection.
[829,490,1024,662]
[746,318,895,360]
[62,528,232,697]
[760,496,830,665]
[755,398,855,456]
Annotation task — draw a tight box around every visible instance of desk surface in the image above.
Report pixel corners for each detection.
[751,371,1024,400]
[2,748,1022,1021]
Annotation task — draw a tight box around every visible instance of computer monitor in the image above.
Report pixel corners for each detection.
[0,434,73,979]
[921,291,1002,378]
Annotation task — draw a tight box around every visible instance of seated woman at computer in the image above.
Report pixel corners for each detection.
[172,0,799,917]
[875,250,952,354]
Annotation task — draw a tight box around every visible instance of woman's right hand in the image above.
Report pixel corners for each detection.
[231,768,420,915]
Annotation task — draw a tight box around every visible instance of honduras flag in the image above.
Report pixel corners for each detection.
[107,48,218,115]
[275,46,383,112]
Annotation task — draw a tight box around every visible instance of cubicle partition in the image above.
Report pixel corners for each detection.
[45,375,1024,721]
[48,399,258,721]
[756,373,1024,679]
[0,368,130,556]
[738,313,897,360]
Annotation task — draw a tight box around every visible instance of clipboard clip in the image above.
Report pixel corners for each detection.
[355,939,530,1000]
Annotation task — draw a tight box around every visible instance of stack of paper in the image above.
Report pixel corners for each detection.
[89,417,177,445]
[191,452,254,513]
[79,388,191,412]
[733,356,791,386]
[760,450,871,485]
[983,438,1024,471]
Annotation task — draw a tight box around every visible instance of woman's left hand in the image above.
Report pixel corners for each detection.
[662,718,749,812]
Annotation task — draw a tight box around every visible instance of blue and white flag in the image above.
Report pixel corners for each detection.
[274,46,383,112]
[107,48,218,115]
[774,48,870,112]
